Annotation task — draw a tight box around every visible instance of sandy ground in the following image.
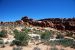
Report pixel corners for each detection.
[0,27,75,50]
[0,42,75,50]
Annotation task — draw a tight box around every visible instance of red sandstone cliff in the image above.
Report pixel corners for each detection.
[0,16,75,31]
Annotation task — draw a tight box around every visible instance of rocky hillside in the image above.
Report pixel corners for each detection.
[38,18,75,31]
[21,16,75,31]
[0,16,75,31]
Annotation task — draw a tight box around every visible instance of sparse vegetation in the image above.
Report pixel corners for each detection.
[13,29,30,46]
[65,31,73,37]
[0,20,75,50]
[21,28,30,33]
[41,31,52,41]
[56,34,64,39]
[0,30,7,37]
[49,38,74,47]
[0,39,5,48]
[0,39,3,44]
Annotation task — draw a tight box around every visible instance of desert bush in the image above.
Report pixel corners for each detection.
[52,38,73,47]
[56,34,64,39]
[11,40,21,46]
[59,38,73,47]
[49,38,74,48]
[21,28,30,33]
[0,30,7,37]
[41,31,52,41]
[13,30,30,46]
[0,39,3,44]
[0,39,5,48]
[65,31,73,37]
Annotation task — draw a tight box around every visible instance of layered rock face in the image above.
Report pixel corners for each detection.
[21,16,75,31]
[0,16,75,31]
[39,18,75,31]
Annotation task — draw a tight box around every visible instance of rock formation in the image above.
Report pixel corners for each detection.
[0,16,75,31]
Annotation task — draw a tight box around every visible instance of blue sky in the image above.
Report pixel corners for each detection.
[0,0,75,22]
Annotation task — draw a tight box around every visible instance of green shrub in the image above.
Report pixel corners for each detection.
[11,40,21,46]
[13,30,30,46]
[60,38,73,47]
[41,31,52,41]
[56,34,64,39]
[0,30,7,37]
[49,38,74,48]
[21,28,30,33]
[0,40,3,44]
[50,38,74,47]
